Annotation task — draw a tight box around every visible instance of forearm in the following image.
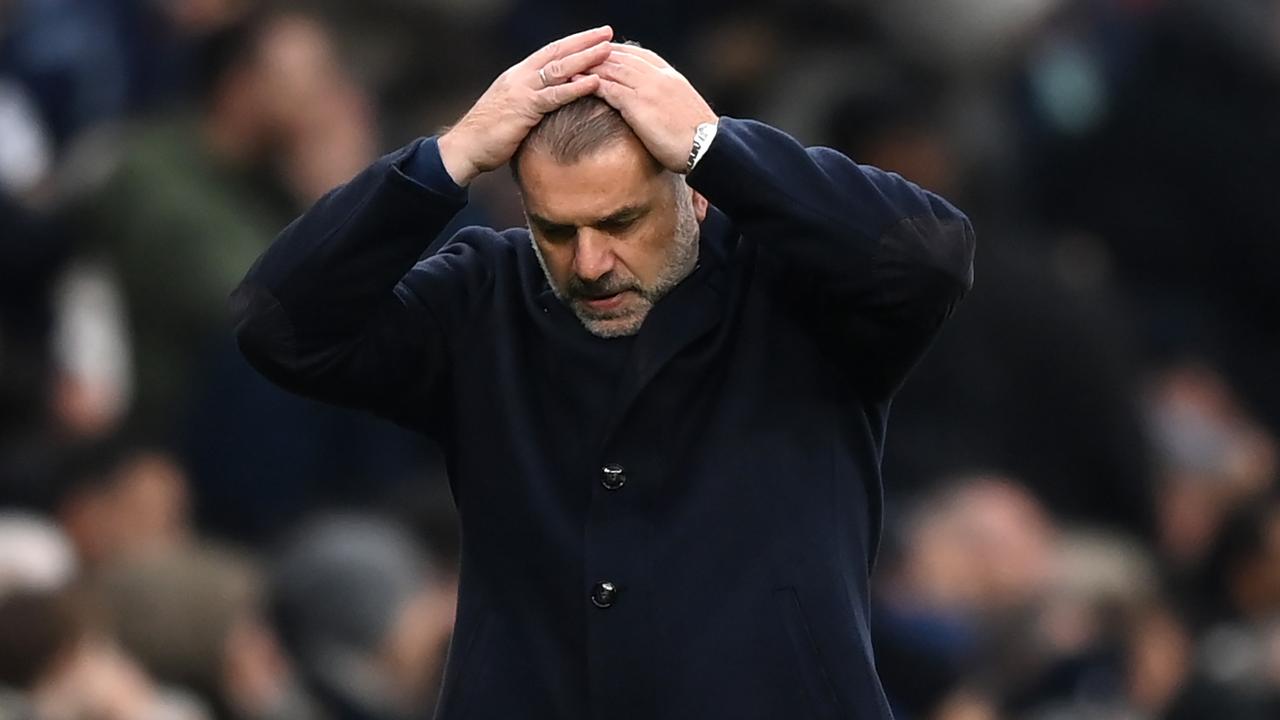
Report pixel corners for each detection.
[687,117,974,307]
[688,117,975,397]
[233,137,466,339]
[230,137,470,416]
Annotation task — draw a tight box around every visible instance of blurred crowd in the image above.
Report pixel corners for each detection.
[0,0,1278,718]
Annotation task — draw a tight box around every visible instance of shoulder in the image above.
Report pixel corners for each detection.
[403,224,538,296]
[432,224,530,269]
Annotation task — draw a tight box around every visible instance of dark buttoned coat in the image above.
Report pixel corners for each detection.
[232,117,976,720]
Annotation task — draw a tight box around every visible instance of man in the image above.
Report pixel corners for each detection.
[232,25,975,719]
[271,515,458,720]
[84,9,373,437]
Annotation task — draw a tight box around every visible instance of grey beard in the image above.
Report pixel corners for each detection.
[531,187,700,338]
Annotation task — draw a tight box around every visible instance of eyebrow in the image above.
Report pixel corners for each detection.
[528,204,650,232]
[527,214,574,233]
[594,205,648,226]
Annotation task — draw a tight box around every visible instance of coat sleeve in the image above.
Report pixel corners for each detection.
[229,137,494,431]
[685,117,976,399]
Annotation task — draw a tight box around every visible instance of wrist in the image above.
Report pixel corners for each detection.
[684,118,720,174]
[437,131,480,187]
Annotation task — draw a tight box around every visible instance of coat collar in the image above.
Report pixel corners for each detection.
[595,207,736,448]
[529,207,737,447]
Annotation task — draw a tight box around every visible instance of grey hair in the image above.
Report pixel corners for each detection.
[510,95,652,183]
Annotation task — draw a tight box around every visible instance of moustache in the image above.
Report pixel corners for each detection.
[567,273,640,300]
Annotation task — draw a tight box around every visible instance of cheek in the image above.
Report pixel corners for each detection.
[628,220,680,281]
[539,243,575,283]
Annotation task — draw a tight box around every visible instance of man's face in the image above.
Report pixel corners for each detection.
[519,133,707,338]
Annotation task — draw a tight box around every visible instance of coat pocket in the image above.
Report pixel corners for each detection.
[774,587,843,720]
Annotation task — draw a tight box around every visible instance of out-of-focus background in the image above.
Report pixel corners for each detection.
[1,0,1278,718]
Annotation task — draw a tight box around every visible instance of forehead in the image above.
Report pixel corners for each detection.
[519,135,666,223]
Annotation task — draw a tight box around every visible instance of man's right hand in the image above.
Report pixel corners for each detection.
[438,26,614,186]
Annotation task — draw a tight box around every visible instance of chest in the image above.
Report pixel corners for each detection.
[446,266,856,513]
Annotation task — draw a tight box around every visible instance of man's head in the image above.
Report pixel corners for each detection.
[198,12,352,156]
[513,96,709,338]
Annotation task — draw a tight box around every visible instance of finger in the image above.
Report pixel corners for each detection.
[588,60,641,89]
[593,77,637,111]
[609,43,670,69]
[605,49,662,77]
[538,41,613,86]
[532,74,600,113]
[523,26,613,69]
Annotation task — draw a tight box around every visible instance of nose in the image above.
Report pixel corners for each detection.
[572,229,616,282]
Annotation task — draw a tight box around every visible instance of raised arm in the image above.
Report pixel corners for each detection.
[231,27,617,428]
[687,119,975,398]
[590,45,975,398]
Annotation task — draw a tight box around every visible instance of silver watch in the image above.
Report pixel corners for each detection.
[686,121,719,173]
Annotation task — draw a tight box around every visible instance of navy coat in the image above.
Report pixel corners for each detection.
[232,117,975,719]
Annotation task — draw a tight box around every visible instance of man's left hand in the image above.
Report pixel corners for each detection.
[588,44,719,173]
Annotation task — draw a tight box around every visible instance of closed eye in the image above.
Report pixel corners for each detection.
[597,216,638,233]
[595,207,647,234]
[536,223,576,243]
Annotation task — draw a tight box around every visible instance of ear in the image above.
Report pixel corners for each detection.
[691,189,709,223]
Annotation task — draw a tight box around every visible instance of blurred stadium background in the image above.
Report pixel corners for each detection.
[2,0,1279,718]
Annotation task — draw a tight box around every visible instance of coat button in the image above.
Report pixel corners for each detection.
[601,464,626,491]
[591,581,618,608]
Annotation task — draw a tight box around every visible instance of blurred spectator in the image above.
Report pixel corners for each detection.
[0,510,76,595]
[1198,499,1280,628]
[1009,532,1187,719]
[29,631,213,720]
[877,480,1200,720]
[0,588,88,718]
[53,438,191,569]
[271,515,456,720]
[1165,497,1280,719]
[875,476,1058,718]
[95,543,317,720]
[69,8,435,543]
[1147,363,1278,575]
[77,8,373,439]
[0,517,210,720]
